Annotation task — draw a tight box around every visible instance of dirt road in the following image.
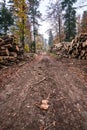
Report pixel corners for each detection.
[0,52,87,130]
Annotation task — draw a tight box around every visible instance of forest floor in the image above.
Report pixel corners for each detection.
[0,52,87,130]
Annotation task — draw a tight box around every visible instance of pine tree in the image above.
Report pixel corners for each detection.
[62,0,77,41]
[48,30,53,47]
[0,0,14,35]
[28,0,41,52]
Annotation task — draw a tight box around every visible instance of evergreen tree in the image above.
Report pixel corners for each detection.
[0,0,14,35]
[48,30,53,47]
[28,0,41,52]
[62,0,77,41]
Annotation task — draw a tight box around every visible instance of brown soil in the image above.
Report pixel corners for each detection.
[0,52,87,130]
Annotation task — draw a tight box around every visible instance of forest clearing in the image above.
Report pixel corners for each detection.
[0,0,87,130]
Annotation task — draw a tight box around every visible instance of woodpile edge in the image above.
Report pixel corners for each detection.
[50,33,87,60]
[0,35,24,68]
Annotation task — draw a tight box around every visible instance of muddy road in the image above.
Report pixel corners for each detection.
[0,53,87,130]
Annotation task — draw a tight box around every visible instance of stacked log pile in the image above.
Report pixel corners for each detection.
[0,35,20,66]
[68,33,87,59]
[50,33,87,60]
[50,43,69,58]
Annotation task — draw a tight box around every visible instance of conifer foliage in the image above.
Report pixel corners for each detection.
[48,30,53,47]
[28,0,41,52]
[62,0,77,41]
[0,0,14,35]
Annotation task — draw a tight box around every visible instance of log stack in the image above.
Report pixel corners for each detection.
[0,35,20,66]
[50,33,87,60]
[68,33,87,59]
[50,42,69,58]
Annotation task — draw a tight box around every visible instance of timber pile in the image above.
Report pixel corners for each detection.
[0,35,35,69]
[0,35,20,66]
[68,33,87,59]
[50,43,68,58]
[50,33,87,60]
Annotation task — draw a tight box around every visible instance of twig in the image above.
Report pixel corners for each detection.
[44,121,56,130]
[32,77,47,86]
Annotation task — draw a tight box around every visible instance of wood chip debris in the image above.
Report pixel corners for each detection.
[40,100,49,110]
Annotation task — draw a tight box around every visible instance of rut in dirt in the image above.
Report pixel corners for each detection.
[0,53,87,130]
